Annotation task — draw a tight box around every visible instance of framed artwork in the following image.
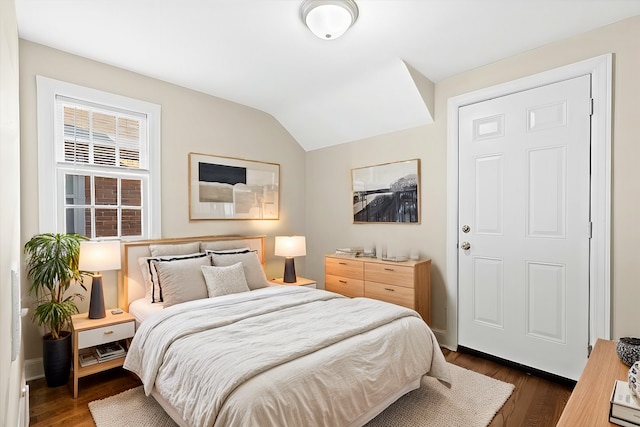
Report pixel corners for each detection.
[189,152,279,220]
[351,159,420,224]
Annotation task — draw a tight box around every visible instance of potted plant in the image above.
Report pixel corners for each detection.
[24,233,88,387]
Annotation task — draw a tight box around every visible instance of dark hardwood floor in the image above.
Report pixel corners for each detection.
[28,349,574,426]
[442,349,574,426]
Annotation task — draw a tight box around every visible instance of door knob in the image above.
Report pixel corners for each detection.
[460,242,471,250]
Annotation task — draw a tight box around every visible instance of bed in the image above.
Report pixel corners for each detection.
[120,235,450,427]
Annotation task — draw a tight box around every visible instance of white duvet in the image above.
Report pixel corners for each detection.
[124,286,450,427]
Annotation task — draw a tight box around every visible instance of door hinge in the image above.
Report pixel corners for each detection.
[588,221,593,239]
[587,344,593,358]
[589,98,594,116]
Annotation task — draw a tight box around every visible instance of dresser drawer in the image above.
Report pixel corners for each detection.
[77,321,135,349]
[325,274,364,297]
[365,262,414,288]
[325,257,364,280]
[365,281,414,309]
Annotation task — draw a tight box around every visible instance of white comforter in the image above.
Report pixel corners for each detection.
[124,286,450,427]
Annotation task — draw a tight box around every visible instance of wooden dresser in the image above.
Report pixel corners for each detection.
[324,255,431,324]
[556,339,631,426]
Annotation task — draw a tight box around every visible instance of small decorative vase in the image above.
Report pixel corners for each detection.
[617,337,640,367]
[629,361,639,399]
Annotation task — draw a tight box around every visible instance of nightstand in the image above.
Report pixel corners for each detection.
[71,311,135,398]
[270,277,317,289]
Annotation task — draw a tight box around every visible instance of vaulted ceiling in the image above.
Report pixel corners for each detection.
[15,0,640,151]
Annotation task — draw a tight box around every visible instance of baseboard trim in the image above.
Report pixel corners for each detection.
[432,328,456,351]
[24,357,44,382]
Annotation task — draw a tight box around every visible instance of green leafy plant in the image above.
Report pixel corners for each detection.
[24,233,89,340]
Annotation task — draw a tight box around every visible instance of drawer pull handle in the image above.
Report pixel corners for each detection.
[339,262,347,265]
[339,280,347,284]
[384,288,395,292]
[384,268,395,271]
[104,330,114,335]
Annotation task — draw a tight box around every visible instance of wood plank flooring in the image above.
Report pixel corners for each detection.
[28,349,574,427]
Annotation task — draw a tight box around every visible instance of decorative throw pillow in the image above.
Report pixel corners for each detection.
[138,252,207,303]
[152,256,210,307]
[201,263,250,298]
[211,251,269,290]
[149,241,201,257]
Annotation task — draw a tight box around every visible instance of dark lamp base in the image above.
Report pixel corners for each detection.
[88,275,106,319]
[283,258,297,283]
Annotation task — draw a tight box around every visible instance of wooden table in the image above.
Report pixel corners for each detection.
[556,339,630,426]
[71,311,135,398]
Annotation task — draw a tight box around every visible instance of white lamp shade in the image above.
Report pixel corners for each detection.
[274,236,307,258]
[302,0,358,40]
[79,241,121,272]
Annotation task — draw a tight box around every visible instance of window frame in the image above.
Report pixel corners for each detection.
[36,76,161,239]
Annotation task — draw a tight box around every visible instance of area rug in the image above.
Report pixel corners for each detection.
[89,363,514,427]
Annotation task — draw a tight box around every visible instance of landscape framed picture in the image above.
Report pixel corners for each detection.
[189,152,280,220]
[351,159,420,224]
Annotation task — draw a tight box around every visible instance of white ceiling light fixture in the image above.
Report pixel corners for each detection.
[301,0,359,40]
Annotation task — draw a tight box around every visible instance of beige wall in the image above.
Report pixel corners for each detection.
[306,15,640,345]
[1,0,25,424]
[19,40,307,363]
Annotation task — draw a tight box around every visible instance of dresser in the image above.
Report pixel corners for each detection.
[325,255,431,324]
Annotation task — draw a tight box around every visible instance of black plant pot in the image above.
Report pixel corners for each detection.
[42,331,72,387]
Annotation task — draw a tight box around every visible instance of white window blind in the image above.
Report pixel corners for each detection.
[55,95,148,170]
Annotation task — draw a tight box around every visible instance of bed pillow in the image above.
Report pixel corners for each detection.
[138,252,207,303]
[200,241,251,252]
[204,248,250,256]
[211,251,269,290]
[153,256,211,307]
[201,263,250,298]
[149,241,201,257]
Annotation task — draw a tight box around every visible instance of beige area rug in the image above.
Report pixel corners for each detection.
[89,363,514,427]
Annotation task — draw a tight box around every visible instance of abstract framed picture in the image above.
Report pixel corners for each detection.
[351,159,420,224]
[189,152,279,220]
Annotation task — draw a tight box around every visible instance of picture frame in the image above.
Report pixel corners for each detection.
[351,159,420,224]
[189,152,279,220]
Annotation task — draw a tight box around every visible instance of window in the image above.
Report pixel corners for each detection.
[37,76,161,239]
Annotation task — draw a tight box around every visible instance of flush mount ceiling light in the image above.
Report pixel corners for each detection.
[301,0,359,40]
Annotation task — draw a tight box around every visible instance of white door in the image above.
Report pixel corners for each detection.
[458,75,592,380]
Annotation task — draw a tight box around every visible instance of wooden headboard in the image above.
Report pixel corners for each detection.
[118,235,266,310]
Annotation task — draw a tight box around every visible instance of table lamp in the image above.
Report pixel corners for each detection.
[79,241,121,319]
[274,236,306,283]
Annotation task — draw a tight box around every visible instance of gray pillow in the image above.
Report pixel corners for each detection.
[154,256,210,307]
[200,241,251,252]
[204,248,250,256]
[201,263,250,298]
[211,251,269,290]
[149,241,201,257]
[138,252,207,303]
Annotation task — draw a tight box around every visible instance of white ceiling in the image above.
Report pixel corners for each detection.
[15,0,640,151]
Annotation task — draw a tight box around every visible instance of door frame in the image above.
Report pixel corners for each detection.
[444,54,612,351]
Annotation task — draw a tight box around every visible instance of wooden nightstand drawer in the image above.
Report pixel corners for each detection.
[365,281,414,309]
[325,257,364,280]
[364,263,414,288]
[325,274,364,297]
[77,321,135,350]
[71,311,136,398]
